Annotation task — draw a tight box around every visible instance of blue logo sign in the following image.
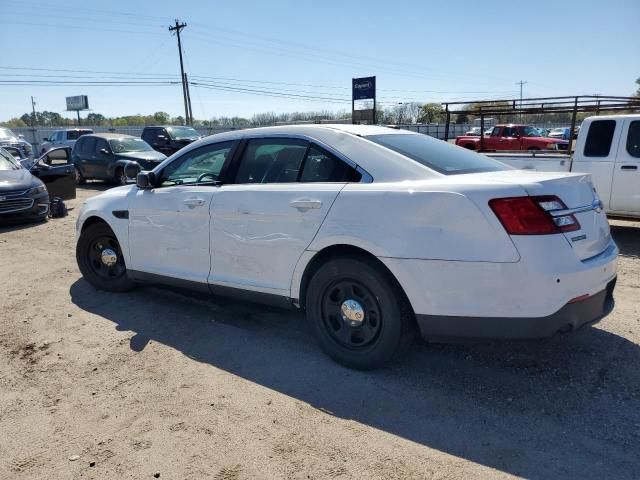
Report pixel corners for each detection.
[352,77,376,101]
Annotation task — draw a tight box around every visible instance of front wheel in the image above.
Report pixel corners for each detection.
[305,257,415,370]
[114,167,127,186]
[76,223,134,292]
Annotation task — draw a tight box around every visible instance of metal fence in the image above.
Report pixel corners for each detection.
[10,122,573,151]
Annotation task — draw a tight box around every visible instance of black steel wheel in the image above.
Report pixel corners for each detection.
[76,222,134,292]
[306,256,415,370]
[321,279,382,349]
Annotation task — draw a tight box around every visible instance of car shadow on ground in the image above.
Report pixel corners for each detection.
[70,279,640,479]
[610,224,640,258]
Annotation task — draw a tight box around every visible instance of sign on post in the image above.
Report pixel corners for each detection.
[66,95,89,111]
[352,76,376,124]
[65,95,89,126]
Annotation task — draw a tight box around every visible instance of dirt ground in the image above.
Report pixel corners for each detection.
[1,185,639,480]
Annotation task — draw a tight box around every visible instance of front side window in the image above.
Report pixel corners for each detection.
[521,126,539,137]
[235,138,308,184]
[491,127,501,137]
[109,137,153,153]
[626,121,640,158]
[584,120,616,157]
[365,133,510,175]
[95,139,110,155]
[160,141,234,186]
[502,127,518,137]
[299,145,361,182]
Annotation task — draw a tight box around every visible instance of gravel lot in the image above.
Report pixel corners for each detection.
[1,185,639,479]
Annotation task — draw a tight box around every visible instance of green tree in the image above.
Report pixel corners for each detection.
[417,103,444,123]
[86,113,106,126]
[635,77,640,97]
[0,118,28,128]
[153,111,170,124]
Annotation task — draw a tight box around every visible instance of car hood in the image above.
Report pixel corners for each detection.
[116,151,166,162]
[0,169,38,191]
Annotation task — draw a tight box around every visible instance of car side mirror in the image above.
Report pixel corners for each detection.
[136,171,156,189]
[43,137,49,142]
[124,163,140,180]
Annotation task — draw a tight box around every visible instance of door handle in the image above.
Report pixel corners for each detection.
[290,199,322,211]
[620,165,638,170]
[183,197,205,207]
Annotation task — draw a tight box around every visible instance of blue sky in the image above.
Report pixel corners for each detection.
[1,0,638,121]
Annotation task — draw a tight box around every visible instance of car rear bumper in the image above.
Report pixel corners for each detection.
[415,277,616,340]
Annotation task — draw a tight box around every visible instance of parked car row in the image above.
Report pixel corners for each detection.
[0,146,76,223]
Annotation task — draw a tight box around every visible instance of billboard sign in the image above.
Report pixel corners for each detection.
[66,95,89,111]
[352,77,376,100]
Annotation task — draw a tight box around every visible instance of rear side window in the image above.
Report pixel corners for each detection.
[235,138,308,184]
[299,145,361,182]
[365,133,510,175]
[584,120,616,157]
[81,137,97,155]
[626,121,640,158]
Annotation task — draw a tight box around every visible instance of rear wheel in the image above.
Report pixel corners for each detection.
[464,143,476,150]
[305,257,415,370]
[74,165,86,185]
[527,146,541,151]
[76,222,134,292]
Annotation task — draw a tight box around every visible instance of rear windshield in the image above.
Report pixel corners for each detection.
[364,133,510,175]
[67,130,93,140]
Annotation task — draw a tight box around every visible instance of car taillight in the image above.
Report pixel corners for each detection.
[489,195,580,235]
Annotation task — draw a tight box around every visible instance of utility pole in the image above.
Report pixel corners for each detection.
[515,80,527,121]
[169,19,191,125]
[30,96,38,147]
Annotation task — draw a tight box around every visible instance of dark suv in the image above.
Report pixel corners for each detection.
[141,125,201,156]
[72,133,166,185]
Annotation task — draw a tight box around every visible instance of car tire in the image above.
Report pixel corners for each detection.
[305,256,415,370]
[74,166,86,185]
[76,222,134,292]
[114,167,127,186]
[527,146,541,151]
[464,144,476,150]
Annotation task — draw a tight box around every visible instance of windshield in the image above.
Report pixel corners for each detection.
[167,126,200,140]
[0,148,21,170]
[365,133,510,175]
[109,138,153,153]
[0,128,17,140]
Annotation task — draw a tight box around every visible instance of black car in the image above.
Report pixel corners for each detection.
[0,146,75,224]
[72,133,166,185]
[141,125,201,156]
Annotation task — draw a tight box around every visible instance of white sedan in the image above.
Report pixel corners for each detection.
[75,125,618,369]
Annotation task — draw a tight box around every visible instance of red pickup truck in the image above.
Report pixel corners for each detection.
[455,124,569,152]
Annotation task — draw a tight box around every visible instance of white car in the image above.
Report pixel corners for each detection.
[75,125,618,369]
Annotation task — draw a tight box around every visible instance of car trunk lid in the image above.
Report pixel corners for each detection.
[482,170,611,260]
